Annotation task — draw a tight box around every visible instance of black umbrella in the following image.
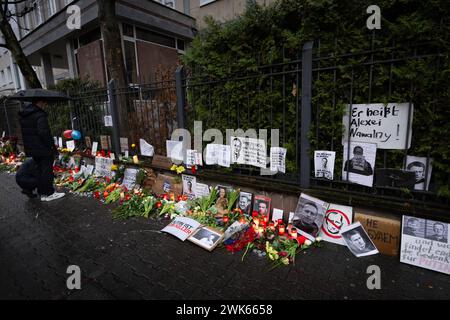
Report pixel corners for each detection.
[7,89,71,102]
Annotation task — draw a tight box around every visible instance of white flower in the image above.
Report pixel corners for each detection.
[304,239,312,246]
[315,237,322,242]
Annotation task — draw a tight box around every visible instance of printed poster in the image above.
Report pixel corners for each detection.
[319,203,353,246]
[342,142,377,187]
[231,136,267,169]
[161,217,201,241]
[314,151,336,180]
[405,155,433,191]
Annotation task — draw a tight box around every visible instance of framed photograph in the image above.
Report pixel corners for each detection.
[236,191,253,216]
[340,222,379,257]
[182,174,197,200]
[253,195,271,220]
[188,226,224,251]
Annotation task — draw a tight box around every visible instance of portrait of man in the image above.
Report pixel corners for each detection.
[341,223,378,257]
[344,146,373,176]
[232,137,243,162]
[403,217,423,237]
[425,222,447,243]
[325,211,344,235]
[237,191,252,215]
[407,161,426,184]
[293,201,320,237]
[253,195,271,219]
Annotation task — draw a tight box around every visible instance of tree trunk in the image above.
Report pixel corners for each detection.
[97,0,129,138]
[0,8,42,88]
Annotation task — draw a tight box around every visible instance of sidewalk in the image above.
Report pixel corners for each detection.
[0,173,448,300]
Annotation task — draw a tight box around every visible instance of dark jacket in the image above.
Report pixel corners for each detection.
[19,103,55,157]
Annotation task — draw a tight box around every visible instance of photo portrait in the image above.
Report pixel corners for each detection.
[293,193,328,240]
[340,222,379,257]
[405,155,433,191]
[425,220,448,243]
[342,142,377,187]
[189,227,224,251]
[402,216,426,238]
[314,151,336,180]
[236,191,253,215]
[253,195,271,219]
[182,174,197,200]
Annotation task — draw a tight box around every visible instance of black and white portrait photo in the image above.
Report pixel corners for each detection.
[188,227,224,251]
[402,216,426,238]
[340,222,379,257]
[405,155,433,191]
[231,137,243,163]
[236,191,253,216]
[342,142,377,187]
[314,151,336,180]
[292,193,328,240]
[425,221,448,243]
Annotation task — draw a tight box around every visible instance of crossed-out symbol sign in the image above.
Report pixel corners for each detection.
[321,209,351,239]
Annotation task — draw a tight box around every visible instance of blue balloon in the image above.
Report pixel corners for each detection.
[71,130,81,140]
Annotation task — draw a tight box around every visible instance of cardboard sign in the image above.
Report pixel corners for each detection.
[161,217,201,241]
[342,103,413,149]
[122,168,138,190]
[152,173,182,196]
[354,209,401,256]
[94,156,113,178]
[152,155,172,169]
[400,215,450,275]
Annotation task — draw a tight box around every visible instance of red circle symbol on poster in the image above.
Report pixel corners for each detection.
[321,208,351,239]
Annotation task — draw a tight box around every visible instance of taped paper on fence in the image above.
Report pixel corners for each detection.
[314,151,335,180]
[342,142,377,187]
[231,136,266,169]
[139,139,154,157]
[270,147,287,173]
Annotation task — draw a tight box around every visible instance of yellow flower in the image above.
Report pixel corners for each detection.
[131,144,136,148]
[170,164,177,171]
[176,165,185,174]
[111,165,118,171]
[281,257,290,265]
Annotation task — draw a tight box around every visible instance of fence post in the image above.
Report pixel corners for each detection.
[108,79,121,158]
[300,41,314,189]
[175,65,186,129]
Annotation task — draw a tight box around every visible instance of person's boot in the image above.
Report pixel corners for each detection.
[41,192,65,202]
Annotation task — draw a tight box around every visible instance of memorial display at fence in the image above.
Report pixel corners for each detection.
[94,156,113,178]
[400,215,450,275]
[342,103,413,149]
[182,174,197,200]
[342,142,377,187]
[319,204,353,246]
[231,136,267,169]
[139,139,154,157]
[236,191,253,216]
[293,193,328,240]
[340,222,379,257]
[314,151,335,180]
[270,147,287,173]
[405,155,433,191]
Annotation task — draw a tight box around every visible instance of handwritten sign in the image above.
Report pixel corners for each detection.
[400,215,450,275]
[270,147,287,173]
[342,103,413,149]
[94,156,113,178]
[186,149,203,168]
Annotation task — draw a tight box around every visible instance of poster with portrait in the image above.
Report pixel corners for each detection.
[342,103,413,149]
[292,193,329,241]
[253,195,271,220]
[342,142,377,187]
[270,147,287,173]
[340,222,379,257]
[400,215,450,275]
[231,136,267,169]
[319,203,353,246]
[236,191,253,216]
[405,155,433,191]
[314,151,336,180]
[188,226,224,251]
[182,174,196,200]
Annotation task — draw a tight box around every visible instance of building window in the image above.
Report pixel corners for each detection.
[78,28,101,47]
[200,0,216,6]
[33,1,43,26]
[176,39,185,52]
[155,0,175,9]
[0,70,5,85]
[124,40,137,84]
[48,0,57,17]
[122,23,134,38]
[136,27,176,48]
[6,67,12,83]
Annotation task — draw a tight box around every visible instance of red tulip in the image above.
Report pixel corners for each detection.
[103,191,109,198]
[156,202,162,209]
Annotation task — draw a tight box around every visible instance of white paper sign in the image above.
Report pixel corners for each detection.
[405,155,432,191]
[120,137,129,153]
[400,215,450,275]
[231,136,267,168]
[66,140,75,152]
[53,137,57,145]
[319,204,353,246]
[91,141,98,156]
[342,142,377,187]
[182,174,197,200]
[195,183,211,198]
[166,140,184,162]
[270,147,287,173]
[342,103,413,149]
[205,144,219,165]
[161,217,201,241]
[140,139,154,157]
[122,168,138,190]
[314,151,336,180]
[271,208,284,222]
[58,137,63,148]
[217,144,231,167]
[94,156,113,178]
[104,115,113,127]
[1,131,5,138]
[186,149,203,168]
[81,164,94,178]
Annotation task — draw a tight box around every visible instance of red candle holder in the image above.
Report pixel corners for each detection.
[278,224,285,235]
[223,215,229,224]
